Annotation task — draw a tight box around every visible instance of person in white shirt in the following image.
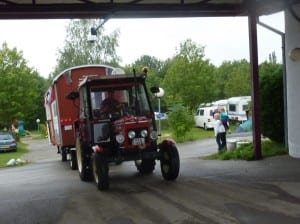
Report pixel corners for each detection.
[213,113,226,152]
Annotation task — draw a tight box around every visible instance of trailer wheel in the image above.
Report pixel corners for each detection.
[76,134,92,181]
[61,147,67,162]
[92,153,109,191]
[69,150,78,170]
[160,144,180,180]
[135,159,155,174]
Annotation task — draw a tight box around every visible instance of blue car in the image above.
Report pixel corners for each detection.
[0,132,17,152]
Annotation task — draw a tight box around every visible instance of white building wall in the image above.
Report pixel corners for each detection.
[286,6,300,158]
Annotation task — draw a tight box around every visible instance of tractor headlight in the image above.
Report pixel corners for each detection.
[140,129,148,138]
[150,130,158,140]
[116,134,125,144]
[128,130,136,139]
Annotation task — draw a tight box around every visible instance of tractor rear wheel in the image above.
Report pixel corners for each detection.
[92,153,109,191]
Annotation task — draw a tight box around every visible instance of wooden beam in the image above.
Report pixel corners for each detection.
[248,0,262,160]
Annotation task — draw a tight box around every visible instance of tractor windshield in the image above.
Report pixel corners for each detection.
[90,83,151,119]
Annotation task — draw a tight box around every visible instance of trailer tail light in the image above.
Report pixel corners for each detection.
[60,118,72,125]
[60,118,73,131]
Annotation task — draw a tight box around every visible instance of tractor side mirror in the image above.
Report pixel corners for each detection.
[66,91,79,100]
[150,86,160,94]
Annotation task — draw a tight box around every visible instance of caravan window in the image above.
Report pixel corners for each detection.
[242,104,248,111]
[229,104,236,112]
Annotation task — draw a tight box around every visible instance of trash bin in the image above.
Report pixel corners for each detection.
[227,139,237,152]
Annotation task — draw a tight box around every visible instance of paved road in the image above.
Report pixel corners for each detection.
[1,136,300,224]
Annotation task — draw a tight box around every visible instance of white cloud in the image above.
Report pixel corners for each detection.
[0,19,68,77]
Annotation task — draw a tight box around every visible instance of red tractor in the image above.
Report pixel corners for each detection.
[66,68,180,190]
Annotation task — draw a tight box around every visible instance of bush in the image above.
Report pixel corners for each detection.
[156,119,169,131]
[167,106,194,141]
[39,123,47,136]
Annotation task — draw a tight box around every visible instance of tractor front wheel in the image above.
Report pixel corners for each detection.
[160,143,180,180]
[76,133,92,181]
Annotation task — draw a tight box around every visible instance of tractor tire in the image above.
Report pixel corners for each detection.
[76,134,93,181]
[92,153,109,191]
[135,159,155,174]
[70,150,78,170]
[61,147,67,162]
[160,144,180,180]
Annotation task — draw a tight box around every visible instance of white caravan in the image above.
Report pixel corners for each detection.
[227,96,251,122]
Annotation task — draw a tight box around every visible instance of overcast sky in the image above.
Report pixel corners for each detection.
[0,12,283,78]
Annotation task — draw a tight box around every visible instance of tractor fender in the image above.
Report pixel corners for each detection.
[158,138,177,151]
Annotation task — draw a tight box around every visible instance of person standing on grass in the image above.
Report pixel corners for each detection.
[213,112,226,152]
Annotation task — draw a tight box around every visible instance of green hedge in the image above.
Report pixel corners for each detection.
[259,63,284,143]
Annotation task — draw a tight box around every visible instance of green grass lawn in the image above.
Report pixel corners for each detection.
[158,127,214,143]
[0,141,29,168]
[26,130,47,140]
[202,139,287,161]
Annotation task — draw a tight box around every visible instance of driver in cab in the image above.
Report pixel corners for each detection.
[100,91,121,115]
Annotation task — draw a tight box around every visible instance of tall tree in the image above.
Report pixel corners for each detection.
[52,19,120,77]
[222,59,250,97]
[268,51,277,64]
[163,39,216,110]
[213,61,234,99]
[124,55,165,111]
[0,42,41,129]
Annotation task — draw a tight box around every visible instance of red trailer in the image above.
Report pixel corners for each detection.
[44,64,119,168]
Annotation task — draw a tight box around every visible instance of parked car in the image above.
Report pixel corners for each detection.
[194,106,215,130]
[0,132,17,152]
